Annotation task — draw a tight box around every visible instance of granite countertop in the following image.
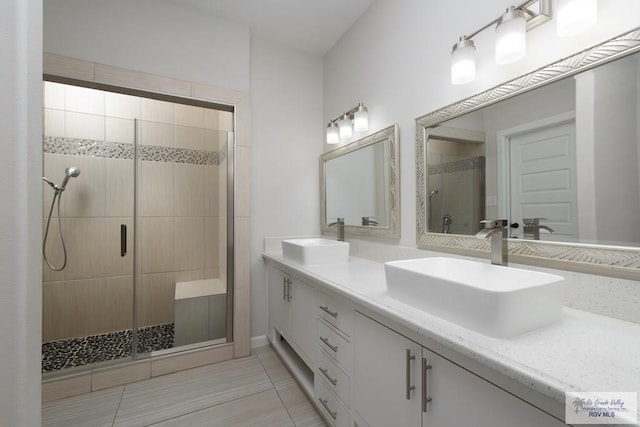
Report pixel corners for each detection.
[263,251,640,423]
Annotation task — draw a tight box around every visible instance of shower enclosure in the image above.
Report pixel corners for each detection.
[42,81,234,373]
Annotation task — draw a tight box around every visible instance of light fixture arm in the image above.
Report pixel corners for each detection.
[327,102,366,124]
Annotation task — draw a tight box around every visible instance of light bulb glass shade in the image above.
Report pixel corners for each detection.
[338,114,353,139]
[451,38,476,85]
[353,103,368,132]
[326,122,339,144]
[495,8,526,65]
[556,0,597,37]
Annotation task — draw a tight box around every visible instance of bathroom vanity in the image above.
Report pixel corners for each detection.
[263,242,640,427]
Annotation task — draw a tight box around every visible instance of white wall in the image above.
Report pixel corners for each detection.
[250,38,323,337]
[324,0,640,246]
[0,0,42,424]
[44,0,250,92]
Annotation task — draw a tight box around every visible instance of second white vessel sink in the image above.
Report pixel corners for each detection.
[282,238,350,265]
[384,257,564,338]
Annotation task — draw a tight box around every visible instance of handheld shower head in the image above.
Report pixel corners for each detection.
[59,166,81,191]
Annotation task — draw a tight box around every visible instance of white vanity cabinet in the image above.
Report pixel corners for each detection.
[267,264,317,368]
[353,312,566,427]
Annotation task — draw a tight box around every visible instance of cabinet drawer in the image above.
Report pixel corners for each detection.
[317,319,353,374]
[318,291,353,337]
[315,376,350,427]
[316,348,350,406]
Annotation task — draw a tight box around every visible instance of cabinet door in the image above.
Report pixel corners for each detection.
[267,265,290,335]
[422,347,564,427]
[289,278,317,366]
[353,312,422,427]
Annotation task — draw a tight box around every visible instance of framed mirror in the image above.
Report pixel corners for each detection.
[416,28,640,278]
[321,123,400,239]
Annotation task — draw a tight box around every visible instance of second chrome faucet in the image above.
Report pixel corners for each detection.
[475,219,508,266]
[328,217,345,242]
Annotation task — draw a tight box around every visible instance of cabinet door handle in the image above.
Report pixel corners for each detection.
[319,305,338,318]
[282,277,287,301]
[319,367,338,385]
[406,348,416,400]
[319,398,337,420]
[319,336,338,353]
[286,278,292,301]
[422,357,433,412]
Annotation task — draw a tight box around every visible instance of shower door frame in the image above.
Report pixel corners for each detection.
[42,53,250,391]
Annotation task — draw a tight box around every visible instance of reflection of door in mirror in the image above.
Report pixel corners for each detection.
[427,127,485,235]
[498,115,578,242]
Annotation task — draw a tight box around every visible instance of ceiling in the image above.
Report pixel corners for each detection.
[168,0,375,56]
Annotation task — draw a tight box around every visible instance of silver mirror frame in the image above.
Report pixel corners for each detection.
[416,28,640,279]
[321,123,400,240]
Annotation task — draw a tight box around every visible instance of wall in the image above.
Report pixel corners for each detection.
[44,0,250,92]
[0,0,42,425]
[324,0,640,246]
[250,38,324,338]
[42,82,231,343]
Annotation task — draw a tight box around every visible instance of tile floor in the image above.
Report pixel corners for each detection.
[42,345,327,427]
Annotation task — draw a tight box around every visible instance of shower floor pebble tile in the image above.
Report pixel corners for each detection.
[42,345,327,427]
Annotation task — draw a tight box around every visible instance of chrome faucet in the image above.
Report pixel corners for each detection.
[442,214,452,234]
[328,217,345,241]
[361,216,378,226]
[523,218,554,240]
[475,219,508,266]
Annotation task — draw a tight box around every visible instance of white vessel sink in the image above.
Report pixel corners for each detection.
[384,257,564,338]
[282,238,350,265]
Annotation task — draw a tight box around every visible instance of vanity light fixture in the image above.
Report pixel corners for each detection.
[556,0,597,37]
[451,0,563,85]
[325,102,369,144]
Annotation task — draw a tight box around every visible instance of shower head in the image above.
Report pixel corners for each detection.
[428,190,439,198]
[59,166,81,191]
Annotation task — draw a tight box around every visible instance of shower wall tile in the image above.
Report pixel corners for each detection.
[175,104,204,128]
[234,217,251,290]
[104,218,134,277]
[42,219,66,283]
[105,158,134,217]
[175,217,205,272]
[105,92,141,120]
[205,217,219,271]
[175,163,205,217]
[104,275,134,333]
[175,270,205,283]
[94,63,191,98]
[204,109,233,131]
[43,281,66,342]
[43,153,67,218]
[139,121,175,148]
[64,155,106,218]
[204,165,219,217]
[65,218,107,280]
[106,117,135,144]
[139,160,175,217]
[142,98,174,124]
[44,108,65,137]
[44,81,65,110]
[235,146,251,218]
[138,217,175,274]
[65,85,105,116]
[205,268,221,280]
[65,111,105,142]
[204,129,226,153]
[175,125,205,151]
[63,278,100,338]
[136,272,176,327]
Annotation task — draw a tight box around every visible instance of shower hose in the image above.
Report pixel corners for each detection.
[43,188,68,271]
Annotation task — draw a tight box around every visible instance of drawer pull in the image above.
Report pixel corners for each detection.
[319,336,338,353]
[422,357,433,412]
[319,367,338,385]
[282,277,287,301]
[319,398,337,420]
[319,305,338,318]
[405,348,416,400]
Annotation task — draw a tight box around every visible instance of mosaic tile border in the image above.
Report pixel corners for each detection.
[44,136,226,165]
[415,27,640,277]
[41,323,174,372]
[428,156,484,175]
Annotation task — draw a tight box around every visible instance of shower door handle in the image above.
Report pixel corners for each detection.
[120,224,127,257]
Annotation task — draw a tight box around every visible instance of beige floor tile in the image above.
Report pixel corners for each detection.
[277,381,328,427]
[42,386,123,427]
[255,345,296,389]
[149,389,294,427]
[113,356,272,427]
